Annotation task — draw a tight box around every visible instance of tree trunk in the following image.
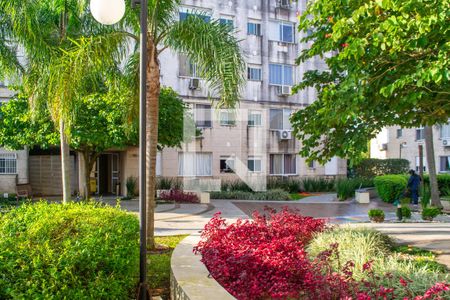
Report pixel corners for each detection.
[80,150,99,199]
[60,119,71,204]
[424,126,442,208]
[145,38,161,250]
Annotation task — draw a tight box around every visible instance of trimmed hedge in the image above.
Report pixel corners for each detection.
[353,158,410,178]
[423,174,450,196]
[0,202,139,299]
[374,175,408,203]
[210,189,290,200]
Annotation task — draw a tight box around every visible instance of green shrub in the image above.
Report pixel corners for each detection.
[374,175,408,203]
[126,176,137,197]
[221,179,252,192]
[267,177,301,193]
[301,177,335,192]
[307,227,449,296]
[398,206,412,219]
[423,174,450,196]
[352,158,410,178]
[336,178,374,200]
[368,209,385,222]
[422,206,441,221]
[210,189,290,200]
[0,202,139,299]
[157,177,183,190]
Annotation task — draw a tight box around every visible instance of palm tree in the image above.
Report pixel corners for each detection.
[122,1,245,249]
[0,0,127,202]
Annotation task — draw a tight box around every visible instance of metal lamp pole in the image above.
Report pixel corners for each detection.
[90,0,150,298]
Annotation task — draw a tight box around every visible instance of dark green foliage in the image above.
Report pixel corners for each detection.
[210,189,290,200]
[398,206,412,219]
[301,177,336,192]
[353,159,410,178]
[156,177,183,190]
[368,209,385,222]
[0,202,139,299]
[126,176,137,198]
[221,179,253,192]
[374,175,408,203]
[267,177,302,193]
[423,174,450,196]
[336,178,374,201]
[421,207,441,221]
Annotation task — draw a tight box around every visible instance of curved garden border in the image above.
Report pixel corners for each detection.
[170,234,235,300]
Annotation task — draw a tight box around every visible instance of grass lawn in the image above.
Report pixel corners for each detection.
[148,235,188,299]
[289,193,309,200]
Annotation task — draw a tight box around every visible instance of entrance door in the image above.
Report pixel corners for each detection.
[95,153,120,195]
[111,153,120,195]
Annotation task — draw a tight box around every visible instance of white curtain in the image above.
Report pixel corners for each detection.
[179,152,212,176]
[196,153,212,176]
[270,154,283,175]
[178,153,195,176]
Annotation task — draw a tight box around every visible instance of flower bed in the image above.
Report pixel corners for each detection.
[158,189,199,203]
[195,209,449,300]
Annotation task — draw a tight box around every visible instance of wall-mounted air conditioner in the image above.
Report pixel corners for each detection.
[278,130,292,140]
[443,139,450,147]
[277,85,291,96]
[189,78,200,90]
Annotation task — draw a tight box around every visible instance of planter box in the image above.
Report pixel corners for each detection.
[355,190,370,203]
[199,192,210,204]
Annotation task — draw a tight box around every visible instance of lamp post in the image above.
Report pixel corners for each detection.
[90,0,150,299]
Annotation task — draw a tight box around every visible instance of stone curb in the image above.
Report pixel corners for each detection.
[170,234,235,300]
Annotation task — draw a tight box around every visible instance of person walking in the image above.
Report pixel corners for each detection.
[407,169,421,207]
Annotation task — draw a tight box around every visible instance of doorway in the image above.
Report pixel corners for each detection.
[93,153,120,195]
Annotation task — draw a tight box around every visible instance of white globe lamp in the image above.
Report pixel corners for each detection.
[90,0,126,25]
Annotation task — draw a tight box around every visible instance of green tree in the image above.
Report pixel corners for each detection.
[0,0,126,203]
[292,0,449,207]
[120,1,245,249]
[0,88,190,198]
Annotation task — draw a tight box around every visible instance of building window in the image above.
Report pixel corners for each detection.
[308,160,315,169]
[270,154,296,175]
[179,9,211,22]
[269,21,294,43]
[0,153,17,174]
[269,109,292,130]
[178,152,212,176]
[220,110,236,126]
[396,128,403,138]
[440,122,450,139]
[269,64,293,86]
[440,156,450,173]
[194,104,212,128]
[219,17,233,28]
[220,156,235,173]
[415,128,425,141]
[247,67,262,81]
[179,54,201,78]
[248,111,262,127]
[247,22,261,36]
[247,157,262,172]
[415,156,427,173]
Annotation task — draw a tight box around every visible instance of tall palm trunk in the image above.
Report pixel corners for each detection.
[145,38,161,250]
[60,119,71,203]
[424,126,442,208]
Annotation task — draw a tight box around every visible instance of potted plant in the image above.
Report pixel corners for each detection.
[368,209,385,223]
[421,206,441,221]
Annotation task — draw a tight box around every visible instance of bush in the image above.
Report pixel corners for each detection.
[353,158,410,178]
[220,179,252,192]
[194,209,326,299]
[210,189,290,200]
[126,176,137,197]
[336,177,374,200]
[156,177,183,190]
[368,209,385,222]
[422,206,441,221]
[267,177,301,193]
[158,189,199,203]
[423,174,450,196]
[0,202,139,299]
[374,175,408,203]
[398,206,412,219]
[301,177,335,192]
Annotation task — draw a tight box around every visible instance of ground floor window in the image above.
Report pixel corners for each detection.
[0,153,17,174]
[439,156,450,173]
[415,156,427,173]
[220,156,235,173]
[248,156,262,172]
[178,152,212,176]
[270,154,296,175]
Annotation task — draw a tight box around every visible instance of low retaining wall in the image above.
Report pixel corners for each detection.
[170,234,235,300]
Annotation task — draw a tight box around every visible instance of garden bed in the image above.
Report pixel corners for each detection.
[194,209,449,299]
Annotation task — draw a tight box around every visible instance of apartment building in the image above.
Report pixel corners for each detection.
[0,0,346,197]
[371,122,450,174]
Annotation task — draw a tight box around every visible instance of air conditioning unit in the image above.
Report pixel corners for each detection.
[277,0,291,9]
[189,78,200,90]
[278,130,292,140]
[277,85,291,96]
[443,139,450,147]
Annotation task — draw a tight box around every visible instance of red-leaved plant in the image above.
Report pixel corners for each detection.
[159,189,199,203]
[194,208,449,300]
